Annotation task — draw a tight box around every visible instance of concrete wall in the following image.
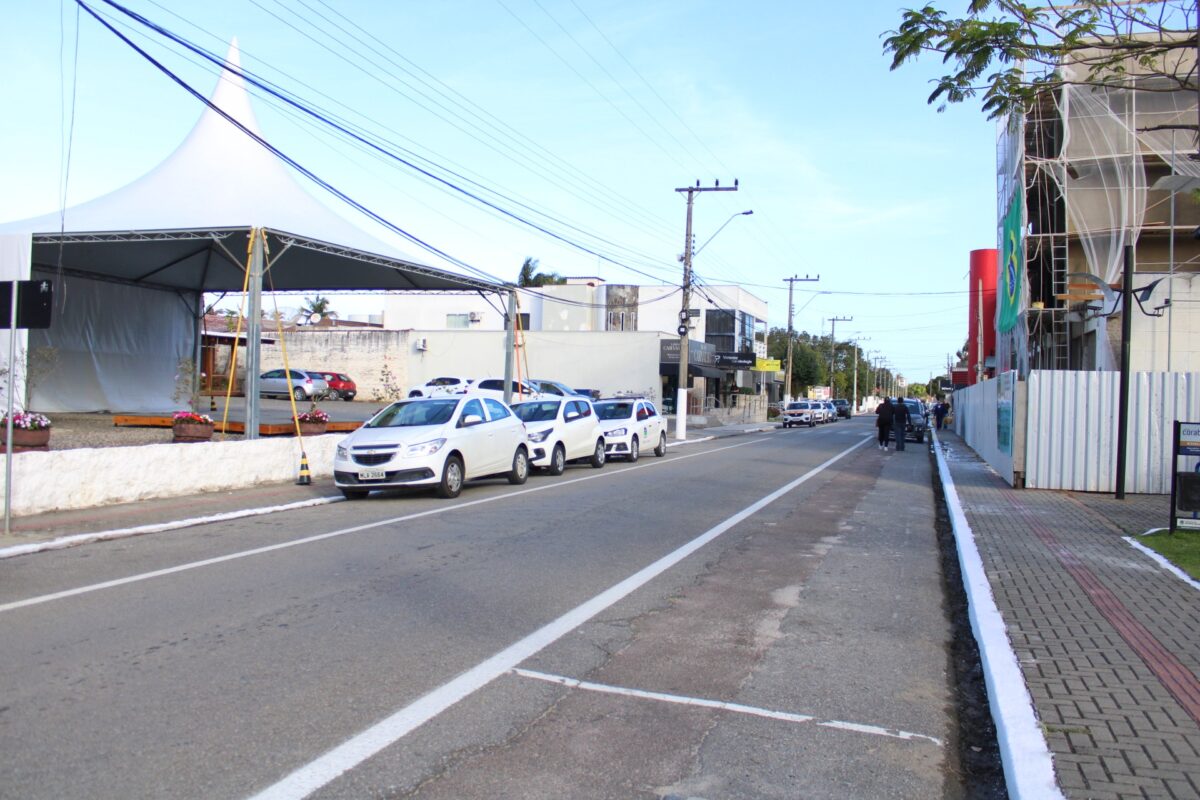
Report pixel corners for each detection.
[2,435,340,517]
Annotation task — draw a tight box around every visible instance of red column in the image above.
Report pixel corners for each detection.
[968,249,998,385]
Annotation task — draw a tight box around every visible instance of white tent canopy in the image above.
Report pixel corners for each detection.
[0,42,508,418]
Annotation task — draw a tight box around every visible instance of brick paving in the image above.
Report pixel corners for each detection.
[937,430,1200,799]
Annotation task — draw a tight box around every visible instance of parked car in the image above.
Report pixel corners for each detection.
[821,400,838,422]
[892,398,930,443]
[593,397,667,461]
[529,378,590,399]
[780,401,816,428]
[259,368,328,400]
[314,371,356,401]
[333,395,529,499]
[407,376,474,398]
[832,398,851,418]
[471,378,548,404]
[512,397,606,474]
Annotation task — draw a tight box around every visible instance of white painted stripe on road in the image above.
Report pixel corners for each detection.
[512,668,943,746]
[1123,536,1200,591]
[0,497,346,561]
[930,430,1064,800]
[245,435,873,800]
[0,438,766,615]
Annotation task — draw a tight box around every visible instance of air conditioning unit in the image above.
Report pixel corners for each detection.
[468,311,483,322]
[415,337,428,351]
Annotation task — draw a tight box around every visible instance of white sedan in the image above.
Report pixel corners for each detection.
[333,395,529,499]
[594,397,667,461]
[512,397,606,474]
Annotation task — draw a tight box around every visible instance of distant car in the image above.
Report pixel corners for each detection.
[333,395,529,499]
[407,376,474,398]
[315,371,356,401]
[821,400,838,422]
[780,401,816,428]
[529,379,590,399]
[832,398,851,418]
[891,398,930,443]
[512,397,606,474]
[260,368,328,400]
[593,397,667,461]
[471,378,548,404]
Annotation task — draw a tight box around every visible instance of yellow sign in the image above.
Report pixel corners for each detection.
[755,358,781,372]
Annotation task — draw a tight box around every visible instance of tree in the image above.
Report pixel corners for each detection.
[302,295,337,321]
[884,1,1198,120]
[516,257,566,288]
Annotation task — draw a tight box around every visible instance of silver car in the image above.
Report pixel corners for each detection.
[259,368,328,400]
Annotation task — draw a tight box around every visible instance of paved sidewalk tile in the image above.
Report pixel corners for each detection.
[937,431,1200,799]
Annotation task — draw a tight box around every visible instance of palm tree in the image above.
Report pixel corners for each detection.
[302,295,337,322]
[517,257,566,287]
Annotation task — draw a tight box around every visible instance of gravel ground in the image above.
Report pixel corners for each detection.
[27,413,246,450]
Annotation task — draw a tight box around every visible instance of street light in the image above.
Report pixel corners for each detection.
[693,210,753,258]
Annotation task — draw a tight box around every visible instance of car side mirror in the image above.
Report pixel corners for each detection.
[460,414,484,427]
[565,411,580,421]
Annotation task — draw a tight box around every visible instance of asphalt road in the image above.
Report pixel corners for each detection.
[0,418,961,799]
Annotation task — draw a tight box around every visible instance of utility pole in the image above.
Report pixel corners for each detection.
[675,180,737,440]
[827,315,851,399]
[782,274,818,403]
[850,336,869,413]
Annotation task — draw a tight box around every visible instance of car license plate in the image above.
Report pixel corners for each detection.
[358,468,386,481]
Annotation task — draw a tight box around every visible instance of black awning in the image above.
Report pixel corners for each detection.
[659,362,725,379]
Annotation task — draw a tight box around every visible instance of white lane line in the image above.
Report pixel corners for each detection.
[0,497,346,561]
[931,431,1064,800]
[0,437,767,615]
[512,668,943,746]
[245,435,872,800]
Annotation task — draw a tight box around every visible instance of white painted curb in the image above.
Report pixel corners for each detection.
[931,430,1065,800]
[1123,536,1200,591]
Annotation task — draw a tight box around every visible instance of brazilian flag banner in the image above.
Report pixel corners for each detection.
[999,191,1023,333]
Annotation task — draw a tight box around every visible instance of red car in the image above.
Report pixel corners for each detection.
[315,371,356,401]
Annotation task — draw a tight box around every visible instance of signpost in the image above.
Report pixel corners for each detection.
[1169,421,1200,531]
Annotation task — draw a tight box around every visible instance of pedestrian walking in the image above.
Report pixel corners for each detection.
[892,396,910,451]
[934,398,949,430]
[875,397,893,450]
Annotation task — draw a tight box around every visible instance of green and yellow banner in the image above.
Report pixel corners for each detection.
[999,190,1023,333]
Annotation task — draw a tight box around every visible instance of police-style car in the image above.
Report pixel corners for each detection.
[594,397,667,462]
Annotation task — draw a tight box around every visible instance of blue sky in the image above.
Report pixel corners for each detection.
[1,0,996,383]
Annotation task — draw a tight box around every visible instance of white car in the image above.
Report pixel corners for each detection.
[594,397,667,461]
[780,401,816,428]
[529,378,590,399]
[407,376,474,398]
[470,378,548,404]
[333,394,529,499]
[512,397,606,474]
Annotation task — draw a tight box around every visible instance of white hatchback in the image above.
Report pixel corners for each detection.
[512,397,606,474]
[594,398,667,461]
[333,395,529,499]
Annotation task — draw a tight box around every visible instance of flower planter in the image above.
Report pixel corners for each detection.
[173,422,215,443]
[297,422,327,437]
[1,427,51,452]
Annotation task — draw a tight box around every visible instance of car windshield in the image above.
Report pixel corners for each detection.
[786,403,805,410]
[595,401,634,421]
[367,399,458,428]
[513,401,561,422]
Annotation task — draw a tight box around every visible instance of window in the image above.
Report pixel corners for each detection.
[645,403,658,418]
[636,404,650,421]
[446,313,470,329]
[483,398,510,420]
[517,312,531,331]
[477,379,503,391]
[461,399,484,422]
[262,369,282,378]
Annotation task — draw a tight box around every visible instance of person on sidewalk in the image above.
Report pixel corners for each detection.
[875,396,893,450]
[934,398,949,430]
[892,396,910,451]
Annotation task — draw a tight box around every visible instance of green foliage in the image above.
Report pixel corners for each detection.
[517,257,566,287]
[302,295,337,320]
[884,1,1198,119]
[1138,530,1200,579]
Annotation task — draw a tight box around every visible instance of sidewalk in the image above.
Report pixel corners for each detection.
[935,429,1200,800]
[0,421,777,558]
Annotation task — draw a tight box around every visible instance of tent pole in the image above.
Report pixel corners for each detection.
[502,288,516,406]
[244,230,264,439]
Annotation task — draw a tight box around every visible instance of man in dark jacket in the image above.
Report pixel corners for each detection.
[875,397,893,450]
[892,396,910,451]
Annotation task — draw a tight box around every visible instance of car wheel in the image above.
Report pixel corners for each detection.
[917,432,925,443]
[809,419,815,428]
[436,455,464,498]
[293,387,305,401]
[628,435,639,462]
[548,444,566,476]
[508,447,529,485]
[590,438,605,468]
[654,432,667,457]
[783,421,790,428]
[344,394,355,402]
[326,389,339,401]
[340,488,368,500]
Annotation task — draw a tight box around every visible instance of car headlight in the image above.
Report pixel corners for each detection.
[607,427,627,437]
[336,444,349,460]
[528,429,553,443]
[405,438,447,458]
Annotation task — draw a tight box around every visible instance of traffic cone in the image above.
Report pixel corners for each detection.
[297,453,312,485]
